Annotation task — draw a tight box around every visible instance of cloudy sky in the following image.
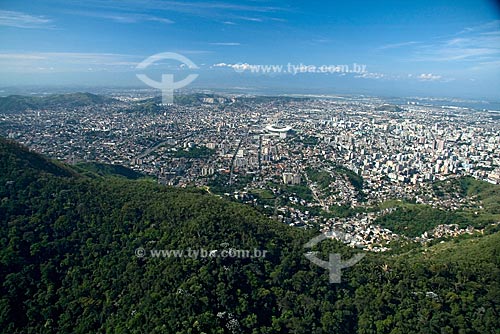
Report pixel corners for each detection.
[0,0,499,99]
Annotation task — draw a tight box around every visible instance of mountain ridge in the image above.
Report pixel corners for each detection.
[0,92,117,113]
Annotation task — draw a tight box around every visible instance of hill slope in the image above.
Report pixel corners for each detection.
[73,161,147,180]
[0,137,498,333]
[0,93,116,113]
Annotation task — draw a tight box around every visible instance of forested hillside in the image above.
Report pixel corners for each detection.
[0,137,498,333]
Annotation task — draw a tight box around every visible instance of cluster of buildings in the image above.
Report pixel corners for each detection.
[1,93,499,250]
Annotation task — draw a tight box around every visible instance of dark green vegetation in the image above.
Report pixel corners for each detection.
[278,184,315,203]
[0,93,117,113]
[322,205,369,219]
[376,177,500,238]
[332,166,363,192]
[123,99,165,113]
[306,168,335,190]
[74,162,147,180]
[374,104,404,112]
[375,205,468,238]
[433,176,500,214]
[207,173,255,195]
[1,137,499,333]
[306,165,364,199]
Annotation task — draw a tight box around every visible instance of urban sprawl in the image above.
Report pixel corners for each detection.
[2,93,499,252]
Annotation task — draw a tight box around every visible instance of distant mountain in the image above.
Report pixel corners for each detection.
[375,104,404,112]
[0,137,499,333]
[122,93,231,113]
[0,92,117,113]
[124,93,310,113]
[149,93,229,105]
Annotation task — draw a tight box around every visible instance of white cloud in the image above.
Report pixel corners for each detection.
[0,52,213,73]
[458,20,500,34]
[355,72,385,79]
[65,1,286,23]
[417,73,442,81]
[471,59,500,71]
[412,20,500,62]
[212,62,251,71]
[0,54,47,60]
[0,52,140,73]
[65,10,174,24]
[236,16,263,22]
[0,10,53,29]
[377,21,500,71]
[209,42,241,46]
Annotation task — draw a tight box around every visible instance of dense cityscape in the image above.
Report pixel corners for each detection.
[2,92,499,251]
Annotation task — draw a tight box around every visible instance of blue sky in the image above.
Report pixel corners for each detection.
[0,0,499,99]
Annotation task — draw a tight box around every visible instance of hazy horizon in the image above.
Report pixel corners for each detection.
[1,0,500,99]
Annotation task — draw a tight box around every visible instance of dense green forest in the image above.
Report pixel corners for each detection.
[73,162,147,180]
[0,137,499,333]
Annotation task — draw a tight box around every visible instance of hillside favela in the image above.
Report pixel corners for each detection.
[1,0,500,333]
